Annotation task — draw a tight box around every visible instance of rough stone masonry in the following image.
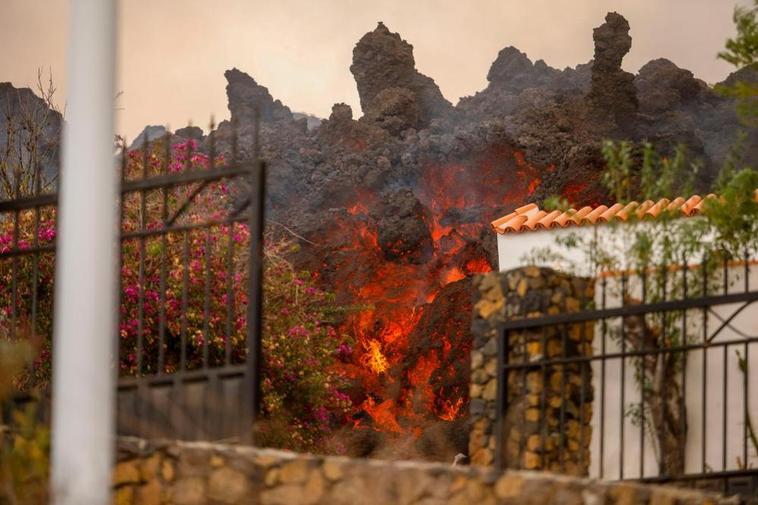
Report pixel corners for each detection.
[113,437,735,505]
[469,267,595,475]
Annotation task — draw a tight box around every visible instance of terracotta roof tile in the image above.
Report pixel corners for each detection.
[616,202,639,221]
[584,205,609,224]
[552,211,575,228]
[666,196,686,212]
[523,210,548,230]
[537,210,562,229]
[491,190,758,234]
[642,198,669,219]
[598,203,624,222]
[681,195,702,215]
[635,200,655,218]
[570,206,593,225]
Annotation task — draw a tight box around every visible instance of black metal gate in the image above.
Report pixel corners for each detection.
[0,122,265,443]
[495,255,758,499]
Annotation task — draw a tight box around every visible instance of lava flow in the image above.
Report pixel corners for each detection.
[321,144,542,435]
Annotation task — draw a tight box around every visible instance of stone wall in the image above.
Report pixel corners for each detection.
[469,267,594,475]
[113,437,736,505]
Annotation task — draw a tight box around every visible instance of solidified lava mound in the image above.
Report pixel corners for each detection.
[149,14,758,450]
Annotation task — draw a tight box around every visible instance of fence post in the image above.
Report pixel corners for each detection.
[50,0,118,503]
[246,110,266,442]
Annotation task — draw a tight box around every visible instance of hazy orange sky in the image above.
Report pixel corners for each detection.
[0,0,749,139]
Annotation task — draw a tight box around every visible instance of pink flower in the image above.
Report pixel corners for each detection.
[191,153,208,165]
[38,226,56,242]
[333,391,350,403]
[335,343,352,360]
[124,285,139,301]
[313,406,329,424]
[0,233,11,253]
[288,325,308,338]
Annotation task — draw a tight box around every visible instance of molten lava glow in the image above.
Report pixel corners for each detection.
[347,202,369,216]
[325,145,544,435]
[528,177,541,195]
[439,397,465,422]
[361,397,404,433]
[360,339,389,374]
[562,180,603,206]
[465,257,491,275]
[440,267,465,285]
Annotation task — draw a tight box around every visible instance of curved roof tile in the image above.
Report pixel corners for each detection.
[491,190,758,234]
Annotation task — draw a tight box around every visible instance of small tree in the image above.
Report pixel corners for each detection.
[0,70,62,198]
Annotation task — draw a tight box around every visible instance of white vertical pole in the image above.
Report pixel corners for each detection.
[51,0,117,503]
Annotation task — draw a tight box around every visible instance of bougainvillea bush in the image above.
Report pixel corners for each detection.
[257,238,355,453]
[0,138,355,453]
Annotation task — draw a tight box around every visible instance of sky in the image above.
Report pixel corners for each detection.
[0,0,750,139]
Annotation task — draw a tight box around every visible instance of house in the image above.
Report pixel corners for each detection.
[491,193,758,480]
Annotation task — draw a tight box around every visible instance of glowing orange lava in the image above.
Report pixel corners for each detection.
[439,397,465,421]
[360,339,389,374]
[325,145,544,435]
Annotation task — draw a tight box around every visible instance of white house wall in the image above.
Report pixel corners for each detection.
[497,226,595,276]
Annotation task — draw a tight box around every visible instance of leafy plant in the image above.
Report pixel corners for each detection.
[717,0,758,125]
[0,337,49,505]
[257,238,355,453]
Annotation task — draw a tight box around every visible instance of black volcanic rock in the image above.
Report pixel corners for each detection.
[316,103,389,150]
[721,64,758,88]
[486,46,590,94]
[636,59,709,115]
[487,47,538,90]
[632,60,755,184]
[370,188,433,264]
[457,48,590,124]
[593,12,632,69]
[350,22,452,128]
[130,125,168,149]
[174,125,205,140]
[224,68,294,125]
[588,12,638,121]
[364,87,422,135]
[292,112,323,131]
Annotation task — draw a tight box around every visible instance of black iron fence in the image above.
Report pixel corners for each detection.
[0,122,265,443]
[496,253,758,499]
